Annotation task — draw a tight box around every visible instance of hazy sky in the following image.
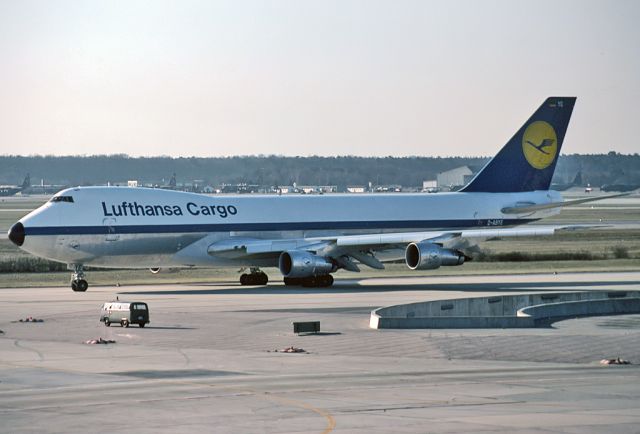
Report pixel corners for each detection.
[0,0,638,157]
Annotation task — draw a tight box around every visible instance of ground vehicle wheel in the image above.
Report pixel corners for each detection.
[104,318,110,327]
[139,323,145,328]
[121,319,129,328]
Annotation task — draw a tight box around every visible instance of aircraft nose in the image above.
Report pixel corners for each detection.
[8,222,25,247]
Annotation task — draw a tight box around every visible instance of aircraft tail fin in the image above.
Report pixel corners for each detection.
[571,170,583,187]
[462,97,576,193]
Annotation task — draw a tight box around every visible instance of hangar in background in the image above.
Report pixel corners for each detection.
[437,166,476,190]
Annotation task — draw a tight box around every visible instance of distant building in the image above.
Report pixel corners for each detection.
[127,180,139,187]
[276,186,294,194]
[347,186,366,193]
[298,185,337,194]
[437,166,474,190]
[202,185,219,194]
[422,180,437,190]
[272,185,336,194]
[374,185,402,193]
[220,183,259,194]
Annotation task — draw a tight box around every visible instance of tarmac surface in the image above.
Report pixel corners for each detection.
[1,272,640,433]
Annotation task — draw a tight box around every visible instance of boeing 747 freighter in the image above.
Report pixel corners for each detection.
[8,97,616,291]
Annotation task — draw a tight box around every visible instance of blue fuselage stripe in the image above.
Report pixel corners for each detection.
[23,219,535,236]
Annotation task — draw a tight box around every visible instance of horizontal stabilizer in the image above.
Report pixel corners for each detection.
[501,193,629,214]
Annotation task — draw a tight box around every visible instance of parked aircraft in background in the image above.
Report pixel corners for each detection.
[0,175,31,197]
[601,184,639,192]
[551,171,583,191]
[0,185,22,197]
[8,97,620,291]
[0,174,68,196]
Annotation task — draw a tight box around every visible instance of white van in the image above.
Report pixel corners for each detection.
[100,301,150,328]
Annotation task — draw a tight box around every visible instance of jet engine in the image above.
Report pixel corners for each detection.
[279,250,336,278]
[405,242,465,270]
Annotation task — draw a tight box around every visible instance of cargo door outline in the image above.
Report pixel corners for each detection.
[103,218,119,241]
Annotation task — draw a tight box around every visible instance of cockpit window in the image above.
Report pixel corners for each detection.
[49,196,74,203]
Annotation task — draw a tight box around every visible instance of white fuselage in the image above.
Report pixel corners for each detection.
[16,186,562,268]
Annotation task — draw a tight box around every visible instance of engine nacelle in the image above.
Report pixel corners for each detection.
[279,251,335,278]
[405,242,465,270]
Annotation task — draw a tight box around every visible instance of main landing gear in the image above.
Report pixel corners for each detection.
[69,264,88,292]
[284,274,334,288]
[239,268,269,286]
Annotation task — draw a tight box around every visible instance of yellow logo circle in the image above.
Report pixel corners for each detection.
[522,121,558,169]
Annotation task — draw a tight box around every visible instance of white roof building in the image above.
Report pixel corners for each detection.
[437,166,474,189]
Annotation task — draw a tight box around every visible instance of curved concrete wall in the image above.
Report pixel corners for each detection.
[370,291,640,329]
[518,298,640,325]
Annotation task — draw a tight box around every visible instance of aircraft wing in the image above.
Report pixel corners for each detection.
[206,225,574,269]
[207,237,331,259]
[332,226,558,248]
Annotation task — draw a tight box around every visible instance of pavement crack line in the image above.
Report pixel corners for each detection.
[261,392,336,434]
[337,400,526,414]
[177,348,191,366]
[13,340,44,361]
[0,394,223,413]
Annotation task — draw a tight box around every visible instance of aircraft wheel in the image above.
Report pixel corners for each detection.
[320,274,334,287]
[301,277,318,288]
[76,279,88,292]
[241,272,269,285]
[257,272,268,286]
[296,275,334,287]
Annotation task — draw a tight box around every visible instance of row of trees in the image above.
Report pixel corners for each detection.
[0,153,638,188]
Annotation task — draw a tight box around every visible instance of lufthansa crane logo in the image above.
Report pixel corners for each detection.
[522,121,558,169]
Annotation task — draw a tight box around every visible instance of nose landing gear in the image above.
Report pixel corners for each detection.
[69,264,89,292]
